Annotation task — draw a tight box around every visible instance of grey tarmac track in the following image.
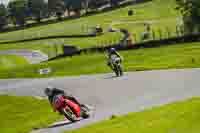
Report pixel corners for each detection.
[0,69,200,133]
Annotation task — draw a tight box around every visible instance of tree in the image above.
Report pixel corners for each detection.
[82,0,92,13]
[48,0,65,19]
[64,0,82,17]
[0,4,8,29]
[55,1,65,20]
[28,0,48,22]
[8,0,28,26]
[63,0,72,16]
[71,0,82,16]
[176,0,200,33]
[82,0,106,13]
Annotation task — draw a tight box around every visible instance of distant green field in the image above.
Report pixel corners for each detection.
[0,55,28,69]
[65,97,200,133]
[0,42,200,79]
[0,95,61,133]
[0,0,179,47]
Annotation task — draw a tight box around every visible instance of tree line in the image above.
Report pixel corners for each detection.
[0,0,124,29]
[176,0,200,33]
[0,0,199,34]
[0,0,48,29]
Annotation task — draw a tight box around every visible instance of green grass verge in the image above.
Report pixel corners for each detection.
[0,55,28,69]
[0,42,200,79]
[65,97,200,133]
[0,95,61,133]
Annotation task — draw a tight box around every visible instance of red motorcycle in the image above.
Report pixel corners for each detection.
[52,95,90,122]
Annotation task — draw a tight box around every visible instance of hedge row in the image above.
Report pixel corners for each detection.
[47,33,200,61]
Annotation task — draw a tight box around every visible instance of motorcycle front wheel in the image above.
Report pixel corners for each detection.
[62,108,77,122]
[80,105,90,119]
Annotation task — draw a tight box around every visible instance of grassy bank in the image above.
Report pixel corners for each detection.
[0,42,200,78]
[0,95,61,133]
[65,97,200,133]
[0,55,28,69]
[0,0,178,48]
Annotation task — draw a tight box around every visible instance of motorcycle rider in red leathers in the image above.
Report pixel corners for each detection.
[44,86,82,112]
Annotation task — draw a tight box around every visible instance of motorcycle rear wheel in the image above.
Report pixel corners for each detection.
[118,65,123,76]
[113,65,119,77]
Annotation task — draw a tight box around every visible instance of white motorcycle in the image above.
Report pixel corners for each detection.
[109,55,123,77]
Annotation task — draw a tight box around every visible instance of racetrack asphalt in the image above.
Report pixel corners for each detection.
[0,68,200,133]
